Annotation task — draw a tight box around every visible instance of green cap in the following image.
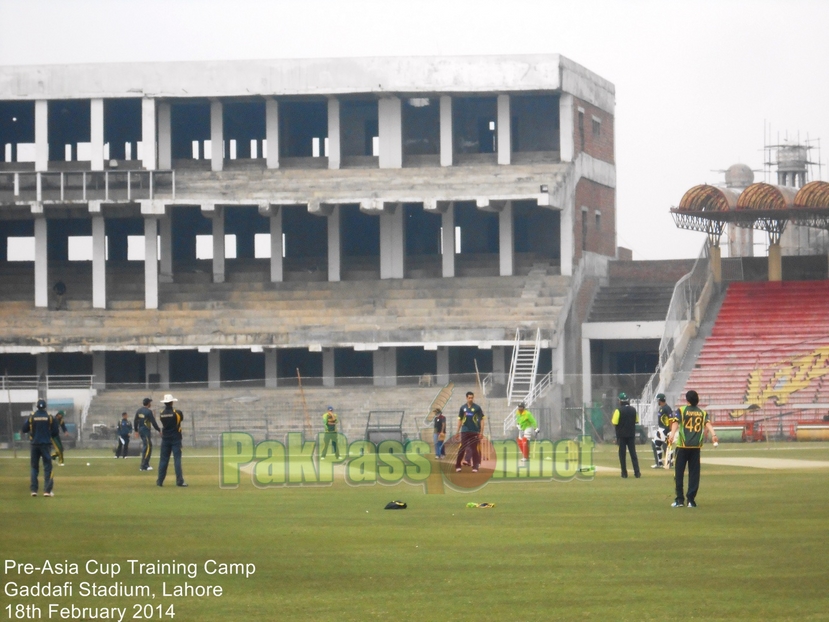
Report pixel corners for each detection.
[618,392,628,401]
[656,393,666,401]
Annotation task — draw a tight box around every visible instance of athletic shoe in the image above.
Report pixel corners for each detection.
[651,464,661,469]
[671,500,684,508]
[31,492,37,497]
[146,466,153,471]
[455,468,461,472]
[472,469,478,473]
[156,482,163,487]
[320,456,326,460]
[687,500,697,508]
[43,492,54,497]
[113,455,118,458]
[176,482,188,487]
[635,473,641,478]
[59,463,64,467]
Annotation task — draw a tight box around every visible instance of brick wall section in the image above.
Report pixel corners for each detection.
[608,259,697,285]
[575,178,616,260]
[573,97,614,163]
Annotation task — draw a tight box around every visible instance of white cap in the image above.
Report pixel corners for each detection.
[162,394,178,403]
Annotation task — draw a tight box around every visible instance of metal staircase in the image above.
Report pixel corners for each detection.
[506,328,541,404]
[502,328,545,435]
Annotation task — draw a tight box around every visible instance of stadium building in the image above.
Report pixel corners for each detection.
[0,54,627,443]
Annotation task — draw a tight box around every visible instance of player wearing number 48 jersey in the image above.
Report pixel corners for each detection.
[668,390,718,508]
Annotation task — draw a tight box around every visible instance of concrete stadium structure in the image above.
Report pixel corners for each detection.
[0,55,627,441]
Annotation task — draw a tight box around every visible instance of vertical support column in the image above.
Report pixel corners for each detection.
[497,94,511,165]
[157,102,172,170]
[265,348,278,389]
[208,349,220,389]
[35,100,48,172]
[436,347,449,385]
[327,98,340,170]
[144,217,159,309]
[92,214,107,309]
[492,346,507,386]
[768,242,782,282]
[441,204,455,278]
[322,348,335,388]
[560,204,574,277]
[34,217,48,308]
[146,352,171,389]
[559,94,574,163]
[710,245,722,285]
[210,99,223,172]
[90,98,105,171]
[440,96,453,167]
[159,212,173,283]
[211,205,225,283]
[265,98,279,170]
[499,201,514,276]
[373,348,397,387]
[141,97,157,171]
[378,97,402,169]
[380,204,405,279]
[581,337,592,407]
[92,352,106,390]
[36,353,48,380]
[270,208,283,283]
[327,206,341,282]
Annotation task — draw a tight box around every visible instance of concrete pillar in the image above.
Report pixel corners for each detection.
[265,99,279,169]
[141,98,157,171]
[560,204,574,277]
[90,98,105,171]
[157,102,172,170]
[36,353,48,380]
[553,344,564,385]
[265,348,277,388]
[35,100,48,172]
[146,352,169,389]
[322,348,335,388]
[768,242,782,282]
[497,94,511,165]
[327,98,340,170]
[92,215,106,309]
[559,94,575,163]
[210,99,223,172]
[92,352,106,390]
[493,346,507,386]
[159,213,173,283]
[436,347,449,385]
[441,204,455,278]
[378,97,402,169]
[440,96,453,167]
[728,223,753,258]
[208,349,220,389]
[328,206,341,282]
[34,217,48,308]
[499,201,514,276]
[380,204,405,279]
[270,208,283,282]
[144,217,159,309]
[210,206,225,283]
[373,347,397,387]
[581,337,592,407]
[710,245,722,284]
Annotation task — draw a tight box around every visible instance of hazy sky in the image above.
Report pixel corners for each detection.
[1,0,827,260]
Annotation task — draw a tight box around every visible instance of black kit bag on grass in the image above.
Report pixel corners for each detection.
[384,500,407,510]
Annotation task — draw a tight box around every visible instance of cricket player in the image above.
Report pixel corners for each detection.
[515,402,538,463]
[668,390,718,508]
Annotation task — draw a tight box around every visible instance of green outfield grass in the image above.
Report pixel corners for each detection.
[2,442,828,622]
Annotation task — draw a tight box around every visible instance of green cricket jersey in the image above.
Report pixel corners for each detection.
[516,409,537,430]
[670,405,708,448]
